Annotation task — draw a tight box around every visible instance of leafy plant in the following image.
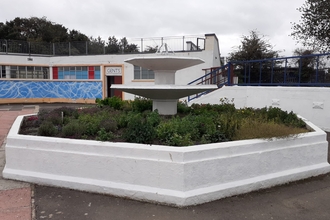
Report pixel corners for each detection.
[38,121,57,136]
[123,112,157,144]
[96,128,115,141]
[61,121,86,138]
[131,97,152,112]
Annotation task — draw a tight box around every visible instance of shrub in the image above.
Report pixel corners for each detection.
[96,96,124,110]
[61,121,86,138]
[233,119,307,140]
[96,128,115,141]
[131,97,152,112]
[99,118,118,132]
[177,100,191,114]
[38,121,58,136]
[156,115,198,146]
[123,112,157,144]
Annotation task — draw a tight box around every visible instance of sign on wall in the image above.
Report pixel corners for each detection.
[105,66,122,76]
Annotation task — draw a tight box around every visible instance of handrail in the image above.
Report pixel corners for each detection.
[188,53,330,102]
[188,64,230,102]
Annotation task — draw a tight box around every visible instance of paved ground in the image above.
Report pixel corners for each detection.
[1,103,330,220]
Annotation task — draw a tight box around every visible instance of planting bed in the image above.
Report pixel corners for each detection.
[3,114,330,206]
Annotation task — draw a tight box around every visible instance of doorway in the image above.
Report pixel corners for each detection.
[106,76,122,98]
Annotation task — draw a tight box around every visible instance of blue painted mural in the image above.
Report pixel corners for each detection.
[0,80,102,99]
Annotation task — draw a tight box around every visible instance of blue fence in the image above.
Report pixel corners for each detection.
[188,53,330,101]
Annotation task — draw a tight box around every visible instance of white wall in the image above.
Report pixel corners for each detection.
[191,86,330,131]
[4,114,330,206]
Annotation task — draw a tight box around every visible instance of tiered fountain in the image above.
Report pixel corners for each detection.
[111,44,218,115]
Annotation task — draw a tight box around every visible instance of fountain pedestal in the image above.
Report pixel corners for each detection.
[111,55,217,115]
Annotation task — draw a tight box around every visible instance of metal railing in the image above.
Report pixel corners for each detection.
[188,53,330,102]
[187,64,233,101]
[0,35,205,56]
[230,53,330,86]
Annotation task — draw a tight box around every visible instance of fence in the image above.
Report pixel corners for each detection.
[187,53,330,102]
[0,35,205,56]
[230,53,330,86]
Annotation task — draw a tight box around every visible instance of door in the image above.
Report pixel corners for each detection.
[107,76,122,98]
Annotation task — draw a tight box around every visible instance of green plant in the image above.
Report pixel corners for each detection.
[38,121,58,136]
[96,128,115,141]
[156,115,198,146]
[123,112,156,144]
[61,121,86,138]
[131,97,152,112]
[177,100,191,114]
[96,96,124,110]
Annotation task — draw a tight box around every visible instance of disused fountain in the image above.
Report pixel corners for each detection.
[111,44,218,115]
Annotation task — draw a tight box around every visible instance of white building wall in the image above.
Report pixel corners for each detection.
[0,33,221,101]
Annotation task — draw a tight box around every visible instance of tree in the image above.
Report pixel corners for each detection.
[291,0,330,52]
[228,31,280,84]
[228,30,279,61]
[105,36,120,54]
[119,37,139,53]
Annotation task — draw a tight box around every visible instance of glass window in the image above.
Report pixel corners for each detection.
[1,66,5,78]
[10,66,17,78]
[134,65,154,79]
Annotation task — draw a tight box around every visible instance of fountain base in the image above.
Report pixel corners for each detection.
[153,99,177,115]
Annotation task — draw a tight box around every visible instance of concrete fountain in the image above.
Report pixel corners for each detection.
[111,44,218,115]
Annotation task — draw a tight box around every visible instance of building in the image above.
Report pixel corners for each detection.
[0,34,220,104]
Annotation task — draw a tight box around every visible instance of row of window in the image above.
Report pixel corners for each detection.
[0,65,154,80]
[1,65,49,79]
[54,66,101,80]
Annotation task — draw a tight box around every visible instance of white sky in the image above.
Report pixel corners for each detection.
[0,0,306,57]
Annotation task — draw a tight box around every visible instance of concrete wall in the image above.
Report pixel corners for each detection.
[3,114,330,206]
[190,86,330,131]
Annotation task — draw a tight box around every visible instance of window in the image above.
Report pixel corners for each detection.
[1,66,5,78]
[7,66,49,79]
[56,66,101,80]
[134,65,154,79]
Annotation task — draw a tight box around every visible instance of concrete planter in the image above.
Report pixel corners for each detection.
[3,115,330,207]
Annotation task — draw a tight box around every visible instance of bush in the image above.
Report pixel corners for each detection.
[61,121,86,138]
[131,97,152,112]
[22,98,308,146]
[38,121,58,136]
[123,112,157,144]
[96,96,124,110]
[96,128,115,141]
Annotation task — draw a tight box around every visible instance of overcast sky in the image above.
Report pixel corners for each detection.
[0,0,306,57]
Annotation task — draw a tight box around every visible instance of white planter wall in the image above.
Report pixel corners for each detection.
[3,115,330,206]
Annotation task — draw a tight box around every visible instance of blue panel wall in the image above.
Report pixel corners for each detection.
[0,80,102,99]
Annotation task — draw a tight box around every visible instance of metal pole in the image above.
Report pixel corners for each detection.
[259,62,262,85]
[183,36,185,51]
[284,58,287,84]
[227,63,231,86]
[316,56,319,83]
[271,60,274,84]
[86,41,88,55]
[298,58,302,85]
[141,38,143,52]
